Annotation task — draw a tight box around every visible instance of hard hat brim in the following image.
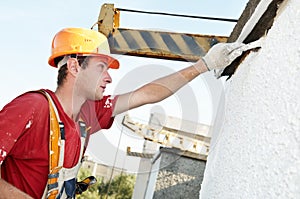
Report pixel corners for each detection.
[48,53,119,69]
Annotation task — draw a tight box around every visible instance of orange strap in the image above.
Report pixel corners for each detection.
[48,97,61,172]
[47,98,61,199]
[38,90,64,199]
[37,90,88,199]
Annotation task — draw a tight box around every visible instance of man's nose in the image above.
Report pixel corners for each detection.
[103,70,112,84]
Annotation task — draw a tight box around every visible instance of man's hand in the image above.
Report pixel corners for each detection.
[202,42,246,71]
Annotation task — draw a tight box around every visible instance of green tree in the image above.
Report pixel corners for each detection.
[110,174,136,199]
[77,168,101,199]
[99,174,136,199]
[76,167,136,199]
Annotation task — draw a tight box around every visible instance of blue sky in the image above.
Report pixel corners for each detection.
[0,0,248,171]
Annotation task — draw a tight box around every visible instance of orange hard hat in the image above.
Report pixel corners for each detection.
[48,27,119,69]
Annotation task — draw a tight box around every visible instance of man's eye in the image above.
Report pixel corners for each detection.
[97,64,105,69]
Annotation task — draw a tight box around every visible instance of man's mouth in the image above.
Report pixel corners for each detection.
[100,86,106,92]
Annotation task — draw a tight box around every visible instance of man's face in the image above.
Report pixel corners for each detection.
[75,56,112,100]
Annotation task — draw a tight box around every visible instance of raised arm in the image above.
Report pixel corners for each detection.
[112,42,246,116]
[113,58,207,116]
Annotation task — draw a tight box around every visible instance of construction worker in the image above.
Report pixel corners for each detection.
[0,27,246,199]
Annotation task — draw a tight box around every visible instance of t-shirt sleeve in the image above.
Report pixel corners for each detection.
[0,92,48,165]
[80,95,118,134]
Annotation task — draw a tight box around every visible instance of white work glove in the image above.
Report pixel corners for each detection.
[203,40,263,78]
[202,42,246,71]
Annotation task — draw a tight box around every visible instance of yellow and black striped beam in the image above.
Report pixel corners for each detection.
[107,28,227,62]
[126,147,155,158]
[97,3,228,62]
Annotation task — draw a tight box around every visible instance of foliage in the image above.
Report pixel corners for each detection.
[99,174,136,199]
[76,167,136,199]
[77,168,101,199]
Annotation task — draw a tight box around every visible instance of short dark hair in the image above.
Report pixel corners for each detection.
[76,56,90,69]
[57,64,68,86]
[54,55,89,86]
[55,55,90,86]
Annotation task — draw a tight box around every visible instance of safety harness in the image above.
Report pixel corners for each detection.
[39,90,88,199]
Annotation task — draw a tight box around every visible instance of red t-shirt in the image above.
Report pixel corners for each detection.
[0,89,116,198]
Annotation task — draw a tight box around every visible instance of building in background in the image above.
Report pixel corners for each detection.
[123,113,211,199]
[81,156,129,182]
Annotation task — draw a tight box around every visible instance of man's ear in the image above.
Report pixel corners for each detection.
[67,58,79,77]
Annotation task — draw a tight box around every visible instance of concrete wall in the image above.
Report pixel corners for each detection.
[200,0,300,198]
[152,148,206,199]
[132,112,210,198]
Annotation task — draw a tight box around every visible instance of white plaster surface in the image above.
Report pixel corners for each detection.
[200,0,300,198]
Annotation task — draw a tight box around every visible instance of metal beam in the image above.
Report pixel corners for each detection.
[126,147,155,159]
[107,28,227,62]
[122,115,210,157]
[97,3,228,62]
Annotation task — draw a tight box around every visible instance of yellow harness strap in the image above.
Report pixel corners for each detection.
[38,90,64,199]
[37,90,89,199]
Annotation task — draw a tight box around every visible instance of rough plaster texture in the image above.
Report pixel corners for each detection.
[200,0,300,198]
[153,149,206,199]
